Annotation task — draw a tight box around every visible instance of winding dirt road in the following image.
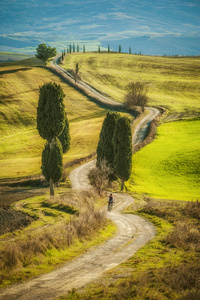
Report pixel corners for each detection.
[0,55,158,300]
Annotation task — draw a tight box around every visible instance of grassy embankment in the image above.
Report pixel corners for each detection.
[62,53,200,201]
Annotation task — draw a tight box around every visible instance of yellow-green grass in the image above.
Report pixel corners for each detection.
[0,58,108,180]
[63,53,200,114]
[128,118,200,201]
[0,117,105,179]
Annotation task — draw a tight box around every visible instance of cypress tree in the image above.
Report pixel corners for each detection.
[114,116,132,190]
[83,45,85,53]
[69,43,72,53]
[97,111,119,174]
[119,45,121,53]
[129,47,131,54]
[37,82,66,195]
[73,43,75,53]
[108,44,110,53]
[37,82,65,143]
[77,44,79,52]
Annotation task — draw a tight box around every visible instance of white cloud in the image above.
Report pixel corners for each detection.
[79,24,103,30]
[109,12,136,20]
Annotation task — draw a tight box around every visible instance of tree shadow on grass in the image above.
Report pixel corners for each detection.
[0,67,32,75]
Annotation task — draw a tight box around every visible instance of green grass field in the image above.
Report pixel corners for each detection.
[128,118,200,200]
[63,53,200,115]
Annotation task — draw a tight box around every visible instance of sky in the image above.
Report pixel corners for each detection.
[0,0,200,56]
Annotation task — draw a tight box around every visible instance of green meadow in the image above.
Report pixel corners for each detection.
[128,118,200,201]
[63,53,200,115]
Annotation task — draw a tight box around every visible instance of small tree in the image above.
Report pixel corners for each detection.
[77,44,79,52]
[89,159,111,195]
[97,111,120,176]
[98,45,101,53]
[37,82,66,196]
[35,43,57,65]
[124,81,148,112]
[69,43,72,53]
[114,116,132,190]
[75,62,79,83]
[119,45,121,53]
[83,45,85,53]
[73,43,75,53]
[108,44,110,53]
[129,47,131,54]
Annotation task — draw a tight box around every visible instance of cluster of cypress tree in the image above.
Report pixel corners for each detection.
[97,111,132,190]
[37,82,70,196]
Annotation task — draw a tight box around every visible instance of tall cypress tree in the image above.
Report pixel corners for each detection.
[37,82,66,195]
[97,111,119,174]
[114,116,132,190]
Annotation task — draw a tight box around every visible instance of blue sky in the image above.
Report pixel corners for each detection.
[0,0,199,55]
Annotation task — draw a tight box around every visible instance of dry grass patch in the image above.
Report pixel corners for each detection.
[0,190,108,287]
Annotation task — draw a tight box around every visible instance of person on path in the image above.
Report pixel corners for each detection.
[107,193,115,211]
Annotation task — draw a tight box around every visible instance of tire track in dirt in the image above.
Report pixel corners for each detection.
[0,55,157,300]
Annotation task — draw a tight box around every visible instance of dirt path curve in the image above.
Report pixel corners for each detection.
[0,194,155,300]
[0,55,157,300]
